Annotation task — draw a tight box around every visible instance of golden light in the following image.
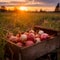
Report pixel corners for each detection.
[18,6,28,11]
[6,7,14,11]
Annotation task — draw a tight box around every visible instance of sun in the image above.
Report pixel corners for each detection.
[18,6,28,11]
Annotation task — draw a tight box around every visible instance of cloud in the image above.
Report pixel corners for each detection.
[0,0,59,7]
[27,0,59,6]
[35,0,58,3]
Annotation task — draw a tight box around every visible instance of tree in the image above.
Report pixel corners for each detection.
[0,6,6,12]
[14,7,19,12]
[55,3,60,12]
[40,9,43,12]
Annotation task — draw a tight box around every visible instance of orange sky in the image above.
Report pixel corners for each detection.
[0,0,25,2]
[26,6,55,11]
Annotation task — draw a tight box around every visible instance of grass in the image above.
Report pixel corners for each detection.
[0,11,60,60]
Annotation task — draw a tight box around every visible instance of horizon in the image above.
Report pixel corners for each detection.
[0,0,60,11]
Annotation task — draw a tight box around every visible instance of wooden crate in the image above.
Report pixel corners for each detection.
[4,26,60,60]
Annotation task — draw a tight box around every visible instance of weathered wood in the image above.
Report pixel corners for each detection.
[34,26,60,36]
[4,26,60,60]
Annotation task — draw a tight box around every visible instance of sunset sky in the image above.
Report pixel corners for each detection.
[0,0,25,2]
[0,0,60,11]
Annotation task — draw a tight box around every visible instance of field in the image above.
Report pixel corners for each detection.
[0,12,60,60]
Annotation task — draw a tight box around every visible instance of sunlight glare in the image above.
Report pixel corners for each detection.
[18,6,28,11]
